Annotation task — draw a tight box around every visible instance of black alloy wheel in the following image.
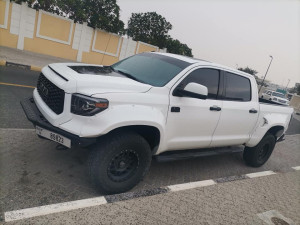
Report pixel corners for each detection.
[108,150,139,182]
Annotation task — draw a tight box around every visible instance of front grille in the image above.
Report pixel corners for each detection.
[37,73,65,114]
[278,99,285,103]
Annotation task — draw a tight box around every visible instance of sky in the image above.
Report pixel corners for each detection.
[118,0,300,88]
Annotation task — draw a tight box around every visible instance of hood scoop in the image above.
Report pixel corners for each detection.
[68,65,115,75]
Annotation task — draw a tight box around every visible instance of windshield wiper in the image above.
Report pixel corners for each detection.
[114,69,145,84]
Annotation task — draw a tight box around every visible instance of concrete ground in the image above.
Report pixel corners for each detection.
[5,171,300,225]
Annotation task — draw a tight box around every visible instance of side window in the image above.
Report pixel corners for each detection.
[266,91,271,95]
[178,68,220,99]
[224,72,251,101]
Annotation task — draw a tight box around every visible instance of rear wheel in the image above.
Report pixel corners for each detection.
[88,131,152,194]
[243,133,276,167]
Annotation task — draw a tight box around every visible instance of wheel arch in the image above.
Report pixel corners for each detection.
[246,124,285,147]
[267,125,284,138]
[98,125,161,155]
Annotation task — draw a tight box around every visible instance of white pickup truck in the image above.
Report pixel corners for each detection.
[21,52,293,194]
[261,90,289,106]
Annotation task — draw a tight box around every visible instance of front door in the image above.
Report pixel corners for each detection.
[165,68,223,151]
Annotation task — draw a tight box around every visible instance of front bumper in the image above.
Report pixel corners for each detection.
[20,97,97,147]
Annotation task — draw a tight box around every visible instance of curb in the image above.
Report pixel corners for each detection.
[0,60,42,72]
[3,168,300,222]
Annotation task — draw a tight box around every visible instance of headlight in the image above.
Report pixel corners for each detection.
[71,94,108,116]
[273,98,278,101]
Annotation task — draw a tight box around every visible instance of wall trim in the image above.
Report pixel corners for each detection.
[92,29,122,57]
[0,0,9,29]
[36,10,74,45]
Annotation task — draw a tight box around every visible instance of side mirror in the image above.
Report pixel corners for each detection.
[175,82,208,99]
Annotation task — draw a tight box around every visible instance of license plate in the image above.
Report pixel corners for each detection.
[36,126,71,148]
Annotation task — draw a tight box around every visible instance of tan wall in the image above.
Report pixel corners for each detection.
[0,1,163,65]
[137,42,158,53]
[93,30,119,55]
[0,0,6,25]
[0,2,18,48]
[289,95,300,111]
[24,11,78,61]
[39,13,71,43]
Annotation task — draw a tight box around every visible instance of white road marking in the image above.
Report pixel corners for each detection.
[257,210,295,225]
[4,197,107,222]
[292,166,300,170]
[5,168,298,222]
[168,179,216,192]
[246,171,276,178]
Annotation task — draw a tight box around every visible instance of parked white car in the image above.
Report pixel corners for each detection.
[21,52,293,194]
[261,90,289,106]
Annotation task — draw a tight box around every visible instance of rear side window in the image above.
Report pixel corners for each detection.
[178,68,220,99]
[224,72,251,101]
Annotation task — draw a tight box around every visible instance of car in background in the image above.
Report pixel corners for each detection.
[261,90,289,106]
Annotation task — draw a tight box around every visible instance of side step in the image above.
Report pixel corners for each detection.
[155,146,244,162]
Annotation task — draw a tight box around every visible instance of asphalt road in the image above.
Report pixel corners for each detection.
[0,66,299,218]
[0,66,39,129]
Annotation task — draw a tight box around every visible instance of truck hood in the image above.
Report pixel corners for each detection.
[42,63,152,96]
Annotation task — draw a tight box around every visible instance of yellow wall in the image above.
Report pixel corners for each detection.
[0,0,6,25]
[24,11,78,61]
[81,30,120,65]
[82,51,119,65]
[0,3,161,64]
[137,43,157,53]
[93,30,120,55]
[39,13,72,42]
[0,2,18,48]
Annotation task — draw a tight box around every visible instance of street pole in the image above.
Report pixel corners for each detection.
[259,55,273,93]
[285,79,290,91]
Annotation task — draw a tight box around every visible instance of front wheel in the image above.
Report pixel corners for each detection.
[88,131,152,194]
[243,133,276,167]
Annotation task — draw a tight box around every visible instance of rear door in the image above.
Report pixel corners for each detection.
[165,67,223,150]
[210,71,259,147]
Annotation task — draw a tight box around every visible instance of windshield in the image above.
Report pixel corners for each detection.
[111,53,191,87]
[272,92,285,98]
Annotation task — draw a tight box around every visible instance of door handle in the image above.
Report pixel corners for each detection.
[171,107,180,112]
[249,108,258,113]
[210,106,221,111]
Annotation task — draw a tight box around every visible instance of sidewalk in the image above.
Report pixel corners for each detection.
[0,46,75,68]
[6,170,300,225]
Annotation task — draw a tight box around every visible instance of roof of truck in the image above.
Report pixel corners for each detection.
[153,52,253,79]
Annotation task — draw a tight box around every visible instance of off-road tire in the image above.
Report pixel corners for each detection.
[243,132,276,167]
[88,131,152,194]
